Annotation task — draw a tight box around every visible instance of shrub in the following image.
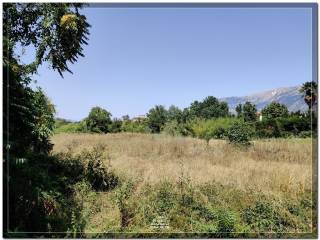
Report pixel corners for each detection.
[155,181,176,214]
[298,131,312,138]
[213,127,227,139]
[114,180,135,228]
[190,118,241,140]
[84,147,119,191]
[216,209,237,236]
[162,120,184,137]
[121,120,151,133]
[227,122,253,146]
[241,200,295,233]
[255,119,281,138]
[277,116,310,136]
[54,120,88,134]
[6,152,90,236]
[109,118,123,133]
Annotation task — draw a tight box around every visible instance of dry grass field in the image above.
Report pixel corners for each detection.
[52,133,312,197]
[50,133,314,237]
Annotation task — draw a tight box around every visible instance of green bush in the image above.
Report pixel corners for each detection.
[121,120,151,133]
[155,181,177,214]
[54,118,88,134]
[85,147,119,191]
[190,118,241,140]
[109,118,123,133]
[114,180,135,228]
[227,122,253,146]
[162,120,185,137]
[6,152,90,236]
[255,119,281,138]
[241,200,299,233]
[277,116,310,136]
[298,130,312,138]
[54,122,82,134]
[216,209,238,236]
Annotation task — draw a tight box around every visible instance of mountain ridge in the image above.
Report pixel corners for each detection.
[219,86,308,113]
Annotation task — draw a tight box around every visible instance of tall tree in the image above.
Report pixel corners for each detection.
[189,96,229,119]
[167,105,183,123]
[235,103,243,117]
[243,101,257,122]
[3,3,90,156]
[147,105,168,133]
[261,102,289,119]
[86,107,112,133]
[3,3,91,235]
[299,81,317,111]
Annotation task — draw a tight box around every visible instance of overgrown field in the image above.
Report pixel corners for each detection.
[50,133,315,237]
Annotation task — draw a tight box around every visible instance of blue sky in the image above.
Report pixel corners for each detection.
[22,6,313,121]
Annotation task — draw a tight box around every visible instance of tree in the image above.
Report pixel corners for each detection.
[219,101,229,117]
[299,81,317,111]
[167,105,183,123]
[235,104,243,117]
[109,118,123,133]
[3,3,90,156]
[120,120,150,133]
[162,120,184,137]
[243,101,257,122]
[122,115,130,121]
[189,96,229,119]
[86,107,112,133]
[3,72,56,155]
[3,3,91,236]
[261,102,289,119]
[31,88,56,153]
[4,3,90,75]
[147,105,168,133]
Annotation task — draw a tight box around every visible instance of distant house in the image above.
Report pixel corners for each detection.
[256,112,263,121]
[132,115,147,122]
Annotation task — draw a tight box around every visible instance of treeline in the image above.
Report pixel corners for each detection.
[56,88,317,144]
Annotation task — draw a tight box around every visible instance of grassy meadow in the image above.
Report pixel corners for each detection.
[50,133,315,237]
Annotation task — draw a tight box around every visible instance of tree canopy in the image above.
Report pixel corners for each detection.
[86,107,112,133]
[188,96,229,119]
[299,81,317,111]
[147,105,168,133]
[3,3,90,156]
[261,102,289,119]
[242,101,257,122]
[3,3,90,75]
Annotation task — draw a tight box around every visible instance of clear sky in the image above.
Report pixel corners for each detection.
[23,6,313,121]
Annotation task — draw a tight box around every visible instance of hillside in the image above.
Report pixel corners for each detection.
[220,86,308,113]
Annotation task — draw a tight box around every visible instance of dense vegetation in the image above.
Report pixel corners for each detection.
[3,3,91,237]
[55,97,316,147]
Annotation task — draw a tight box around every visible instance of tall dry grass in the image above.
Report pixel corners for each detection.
[51,133,312,196]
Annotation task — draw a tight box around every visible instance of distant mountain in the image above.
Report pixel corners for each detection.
[220,86,308,113]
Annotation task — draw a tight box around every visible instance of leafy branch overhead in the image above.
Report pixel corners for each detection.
[3,3,90,76]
